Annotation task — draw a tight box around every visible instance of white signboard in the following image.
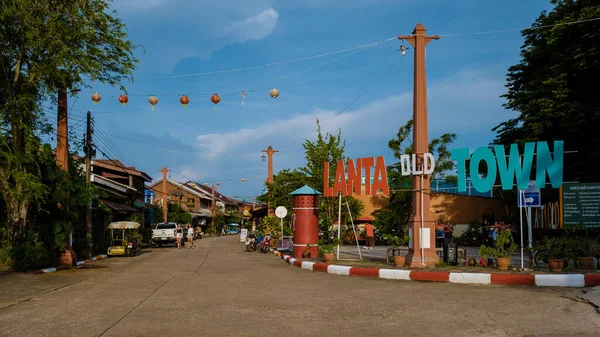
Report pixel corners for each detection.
[400,153,435,176]
[240,228,248,242]
[275,206,288,219]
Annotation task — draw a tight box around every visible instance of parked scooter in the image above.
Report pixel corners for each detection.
[260,234,272,253]
[245,233,257,252]
[126,237,138,257]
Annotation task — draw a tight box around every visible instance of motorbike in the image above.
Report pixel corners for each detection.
[126,239,139,257]
[245,234,257,252]
[260,235,272,253]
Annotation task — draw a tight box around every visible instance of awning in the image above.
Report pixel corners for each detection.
[100,199,137,212]
[190,209,212,218]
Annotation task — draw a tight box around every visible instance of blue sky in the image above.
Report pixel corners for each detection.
[56,0,554,200]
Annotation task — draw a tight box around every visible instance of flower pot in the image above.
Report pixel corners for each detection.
[548,259,564,272]
[393,255,405,267]
[495,257,510,270]
[577,257,593,270]
[323,253,335,264]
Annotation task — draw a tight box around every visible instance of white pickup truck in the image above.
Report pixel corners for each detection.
[151,222,178,247]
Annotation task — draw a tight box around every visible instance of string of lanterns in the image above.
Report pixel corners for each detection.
[90,88,280,109]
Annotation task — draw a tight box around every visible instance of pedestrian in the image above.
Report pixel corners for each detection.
[186,224,195,249]
[444,221,454,245]
[435,219,445,248]
[363,223,375,250]
[175,224,183,249]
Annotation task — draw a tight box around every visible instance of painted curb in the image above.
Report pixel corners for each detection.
[37,254,109,274]
[267,249,600,287]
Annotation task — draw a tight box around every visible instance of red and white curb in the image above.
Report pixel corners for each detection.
[268,249,600,287]
[38,254,108,274]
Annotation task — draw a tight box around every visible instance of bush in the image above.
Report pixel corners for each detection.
[0,238,54,271]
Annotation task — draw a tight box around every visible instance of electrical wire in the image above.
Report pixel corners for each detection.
[77,16,600,85]
[435,16,600,37]
[92,120,138,168]
[279,51,408,150]
[137,37,397,80]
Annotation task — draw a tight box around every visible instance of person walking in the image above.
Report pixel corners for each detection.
[435,219,445,248]
[175,224,184,249]
[364,223,375,250]
[186,224,195,249]
[443,221,454,245]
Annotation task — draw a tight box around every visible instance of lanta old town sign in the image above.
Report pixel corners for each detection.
[323,156,389,197]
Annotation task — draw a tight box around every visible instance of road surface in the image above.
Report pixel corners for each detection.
[0,236,598,337]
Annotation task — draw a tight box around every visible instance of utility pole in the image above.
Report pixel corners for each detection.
[84,111,95,259]
[398,23,440,268]
[56,86,77,267]
[262,145,279,216]
[160,166,171,222]
[211,185,216,231]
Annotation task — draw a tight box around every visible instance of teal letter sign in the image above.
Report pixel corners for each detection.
[450,140,564,193]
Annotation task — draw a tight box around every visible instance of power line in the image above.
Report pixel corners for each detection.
[92,120,138,168]
[78,16,600,86]
[95,132,255,155]
[435,16,600,37]
[137,37,397,80]
[80,45,376,102]
[280,51,409,150]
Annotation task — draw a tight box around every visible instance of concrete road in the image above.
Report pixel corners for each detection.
[0,236,598,337]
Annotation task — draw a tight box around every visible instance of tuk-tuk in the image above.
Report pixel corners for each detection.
[227,223,239,235]
[107,221,141,257]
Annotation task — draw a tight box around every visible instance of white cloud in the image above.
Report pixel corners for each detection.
[113,1,280,73]
[224,8,279,43]
[194,68,504,160]
[170,165,204,182]
[153,68,505,194]
[113,0,168,10]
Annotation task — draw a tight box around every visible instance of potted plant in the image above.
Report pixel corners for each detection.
[319,239,340,264]
[389,236,406,267]
[302,244,312,259]
[569,236,599,270]
[478,229,517,270]
[539,236,569,272]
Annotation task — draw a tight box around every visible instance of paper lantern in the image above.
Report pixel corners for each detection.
[216,181,220,187]
[149,95,159,111]
[241,91,246,106]
[269,88,280,98]
[241,178,246,183]
[211,94,220,105]
[118,94,128,106]
[180,95,190,108]
[91,92,102,104]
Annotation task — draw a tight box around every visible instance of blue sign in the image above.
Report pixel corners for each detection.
[518,181,541,208]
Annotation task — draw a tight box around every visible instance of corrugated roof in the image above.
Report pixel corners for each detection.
[290,185,322,195]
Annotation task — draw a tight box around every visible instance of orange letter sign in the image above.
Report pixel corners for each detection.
[332,160,347,196]
[371,156,389,195]
[347,158,361,195]
[323,162,334,197]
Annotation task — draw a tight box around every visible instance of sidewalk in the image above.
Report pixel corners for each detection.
[273,249,600,287]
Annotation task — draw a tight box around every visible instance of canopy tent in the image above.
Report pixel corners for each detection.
[107,221,141,229]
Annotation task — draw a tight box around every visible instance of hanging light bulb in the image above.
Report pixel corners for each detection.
[399,44,408,56]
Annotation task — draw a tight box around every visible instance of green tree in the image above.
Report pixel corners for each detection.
[374,119,457,235]
[301,120,346,233]
[0,1,138,259]
[492,0,600,183]
[167,203,192,224]
[258,169,307,211]
[301,119,346,192]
